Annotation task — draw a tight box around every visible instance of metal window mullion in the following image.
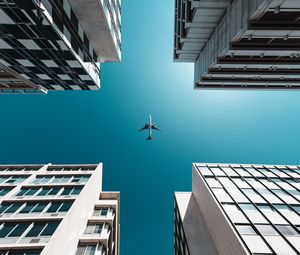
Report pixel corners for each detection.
[241,167,300,254]
[207,165,278,254]
[5,222,18,238]
[15,202,27,215]
[16,1,99,87]
[205,165,273,254]
[17,222,34,242]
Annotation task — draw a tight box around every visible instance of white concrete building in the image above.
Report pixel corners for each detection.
[174,0,300,89]
[0,163,120,255]
[0,0,121,93]
[175,163,300,254]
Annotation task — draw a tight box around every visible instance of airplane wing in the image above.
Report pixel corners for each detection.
[152,124,161,131]
[138,124,150,131]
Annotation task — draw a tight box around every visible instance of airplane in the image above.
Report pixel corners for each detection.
[139,115,161,140]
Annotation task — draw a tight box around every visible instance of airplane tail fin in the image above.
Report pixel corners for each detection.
[146,135,153,140]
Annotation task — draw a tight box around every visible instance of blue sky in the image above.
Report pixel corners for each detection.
[1,0,300,254]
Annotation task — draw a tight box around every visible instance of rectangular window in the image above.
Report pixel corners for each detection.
[0,188,12,196]
[76,245,96,255]
[46,201,73,213]
[258,205,288,225]
[84,223,103,234]
[0,203,22,214]
[40,222,59,236]
[256,224,278,236]
[37,188,51,196]
[223,204,249,224]
[274,205,300,225]
[212,188,233,203]
[93,208,109,216]
[242,188,266,203]
[272,189,298,204]
[17,188,39,197]
[240,204,268,224]
[8,223,30,237]
[26,222,59,237]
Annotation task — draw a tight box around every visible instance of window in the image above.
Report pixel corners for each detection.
[76,245,96,255]
[287,179,300,190]
[84,223,103,234]
[16,188,39,197]
[273,179,295,190]
[255,224,278,236]
[210,167,226,176]
[274,205,300,225]
[93,208,109,216]
[269,168,289,178]
[246,178,265,189]
[0,188,12,196]
[0,203,22,214]
[236,225,256,235]
[221,167,238,177]
[50,176,71,184]
[198,167,213,176]
[287,189,300,200]
[242,235,272,254]
[46,201,73,213]
[0,223,30,238]
[206,178,222,188]
[276,225,299,236]
[8,223,30,237]
[61,186,82,196]
[257,205,288,224]
[32,176,52,184]
[227,188,249,203]
[239,204,268,224]
[257,168,276,178]
[292,205,300,214]
[256,189,282,204]
[37,187,60,196]
[242,189,266,203]
[223,204,249,224]
[211,188,233,203]
[272,190,298,204]
[245,168,264,178]
[19,202,48,214]
[25,222,59,237]
[0,176,28,184]
[235,168,251,177]
[260,179,278,189]
[264,236,296,254]
[232,178,251,189]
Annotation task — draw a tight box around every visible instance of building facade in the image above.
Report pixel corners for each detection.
[175,163,300,255]
[174,0,300,89]
[0,163,120,255]
[0,0,121,93]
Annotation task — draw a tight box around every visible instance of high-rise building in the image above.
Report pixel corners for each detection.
[0,163,120,255]
[174,0,300,89]
[0,0,121,93]
[175,163,300,255]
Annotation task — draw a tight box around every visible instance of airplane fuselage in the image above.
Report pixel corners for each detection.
[148,115,152,138]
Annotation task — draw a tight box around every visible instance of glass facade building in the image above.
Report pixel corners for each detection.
[175,163,300,255]
[0,0,121,93]
[0,164,120,255]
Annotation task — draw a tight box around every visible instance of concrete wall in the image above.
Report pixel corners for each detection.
[175,192,219,255]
